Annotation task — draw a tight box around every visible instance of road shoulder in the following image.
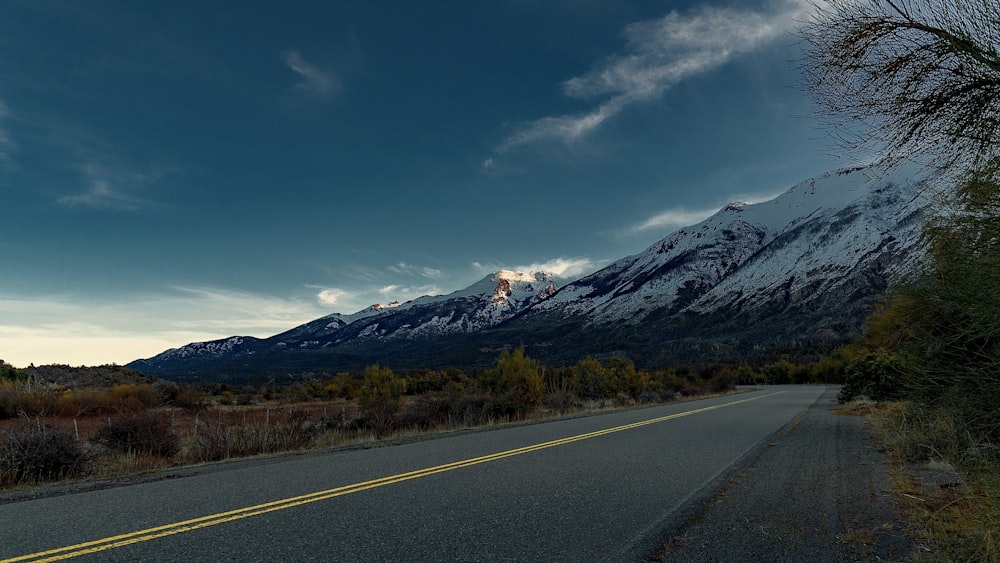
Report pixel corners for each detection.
[651,387,915,562]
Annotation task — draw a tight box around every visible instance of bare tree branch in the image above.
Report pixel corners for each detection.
[799,0,1000,174]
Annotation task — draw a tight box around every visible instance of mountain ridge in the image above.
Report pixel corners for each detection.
[129,166,928,380]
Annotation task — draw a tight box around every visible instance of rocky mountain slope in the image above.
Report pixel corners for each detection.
[130,166,928,379]
[509,166,927,365]
[131,271,560,376]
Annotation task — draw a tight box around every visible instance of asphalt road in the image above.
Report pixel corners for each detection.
[1,386,826,562]
[657,386,914,561]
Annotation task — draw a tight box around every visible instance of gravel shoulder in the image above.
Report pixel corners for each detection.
[652,387,915,562]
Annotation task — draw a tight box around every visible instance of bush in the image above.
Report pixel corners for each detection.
[0,424,89,486]
[707,371,737,393]
[94,412,179,458]
[447,393,493,426]
[492,347,545,406]
[358,365,406,435]
[399,395,452,430]
[0,379,56,419]
[184,413,319,463]
[838,350,903,403]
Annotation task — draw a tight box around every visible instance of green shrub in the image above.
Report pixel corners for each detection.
[492,347,545,406]
[838,349,903,403]
[358,365,406,435]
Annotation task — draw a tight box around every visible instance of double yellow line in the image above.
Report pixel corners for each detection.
[3,391,781,562]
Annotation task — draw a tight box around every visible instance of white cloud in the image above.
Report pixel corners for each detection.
[421,267,443,280]
[495,0,807,155]
[473,257,598,281]
[379,283,441,302]
[315,287,354,307]
[626,189,785,234]
[0,288,328,367]
[284,50,340,98]
[629,207,721,233]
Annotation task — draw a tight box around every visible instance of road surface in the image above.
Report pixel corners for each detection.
[1,386,826,562]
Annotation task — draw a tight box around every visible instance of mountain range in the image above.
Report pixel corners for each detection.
[129,166,928,381]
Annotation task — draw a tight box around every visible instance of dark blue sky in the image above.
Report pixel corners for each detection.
[0,0,846,366]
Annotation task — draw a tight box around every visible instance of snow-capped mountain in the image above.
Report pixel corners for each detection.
[132,270,559,373]
[275,270,558,346]
[533,166,925,325]
[130,166,929,379]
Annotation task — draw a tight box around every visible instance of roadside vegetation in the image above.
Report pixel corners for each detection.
[0,351,850,490]
[802,0,1000,559]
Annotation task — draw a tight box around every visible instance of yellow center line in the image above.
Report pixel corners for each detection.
[3,391,783,563]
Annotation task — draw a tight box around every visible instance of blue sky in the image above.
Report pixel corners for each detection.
[0,0,846,367]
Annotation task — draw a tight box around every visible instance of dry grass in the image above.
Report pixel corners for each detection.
[866,401,1000,562]
[2,389,739,491]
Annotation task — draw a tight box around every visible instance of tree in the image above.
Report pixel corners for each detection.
[572,357,610,400]
[0,360,23,381]
[493,347,545,406]
[890,163,1000,441]
[800,0,1000,174]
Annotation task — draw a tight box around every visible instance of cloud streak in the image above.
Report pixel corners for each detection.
[0,288,328,367]
[473,257,598,281]
[284,50,340,98]
[0,99,16,169]
[494,0,807,156]
[625,189,785,235]
[57,162,152,211]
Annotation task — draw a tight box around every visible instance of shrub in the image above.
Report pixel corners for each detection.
[94,412,179,458]
[544,389,577,413]
[707,370,737,393]
[183,411,319,463]
[572,358,612,400]
[107,384,160,410]
[0,424,89,486]
[358,365,407,435]
[838,349,903,403]
[447,393,493,426]
[492,347,545,406]
[399,394,451,430]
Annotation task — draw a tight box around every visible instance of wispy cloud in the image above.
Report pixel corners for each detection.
[57,162,153,211]
[625,189,785,235]
[312,261,448,313]
[283,50,340,98]
[387,262,443,280]
[627,206,722,234]
[0,98,16,169]
[491,0,807,158]
[0,288,327,367]
[379,283,441,301]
